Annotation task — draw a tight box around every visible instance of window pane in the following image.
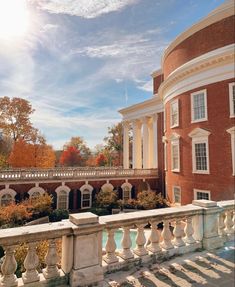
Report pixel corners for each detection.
[58,191,67,209]
[197,192,209,200]
[171,101,178,126]
[195,143,207,170]
[173,187,181,203]
[193,93,205,120]
[172,144,179,170]
[82,191,91,208]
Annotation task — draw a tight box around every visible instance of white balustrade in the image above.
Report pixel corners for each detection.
[0,245,18,287]
[119,226,134,260]
[161,220,173,250]
[104,229,119,264]
[172,219,185,247]
[42,239,60,279]
[183,217,195,244]
[224,210,233,235]
[147,221,161,253]
[22,242,40,284]
[134,224,148,256]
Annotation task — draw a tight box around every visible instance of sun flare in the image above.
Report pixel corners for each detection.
[0,0,30,39]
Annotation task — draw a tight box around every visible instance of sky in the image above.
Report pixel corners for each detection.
[0,0,225,150]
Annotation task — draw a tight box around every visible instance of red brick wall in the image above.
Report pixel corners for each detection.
[163,16,235,78]
[165,79,235,204]
[153,74,164,94]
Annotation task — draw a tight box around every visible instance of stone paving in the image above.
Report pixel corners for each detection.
[102,242,235,287]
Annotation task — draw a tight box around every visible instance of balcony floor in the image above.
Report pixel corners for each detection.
[102,241,235,287]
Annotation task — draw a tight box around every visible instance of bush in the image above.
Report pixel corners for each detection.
[31,193,53,218]
[96,189,118,209]
[137,191,169,210]
[49,209,69,222]
[89,207,110,216]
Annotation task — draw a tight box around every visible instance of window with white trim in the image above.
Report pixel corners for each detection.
[189,128,210,174]
[81,189,91,209]
[170,133,180,172]
[170,99,179,128]
[191,90,208,122]
[164,108,166,132]
[227,127,235,175]
[229,82,235,117]
[1,193,13,206]
[123,186,131,201]
[57,190,68,209]
[194,189,211,200]
[173,186,181,204]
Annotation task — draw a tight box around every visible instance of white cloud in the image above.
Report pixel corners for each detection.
[34,0,139,18]
[137,80,153,92]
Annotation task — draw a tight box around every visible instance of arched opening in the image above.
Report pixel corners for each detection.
[57,190,68,209]
[81,189,92,209]
[1,193,13,206]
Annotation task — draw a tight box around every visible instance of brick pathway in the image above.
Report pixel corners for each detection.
[103,242,235,287]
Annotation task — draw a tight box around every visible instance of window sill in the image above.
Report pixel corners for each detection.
[191,118,208,124]
[170,124,179,129]
[172,169,180,173]
[193,170,210,174]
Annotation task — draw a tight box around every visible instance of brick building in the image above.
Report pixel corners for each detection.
[120,0,235,205]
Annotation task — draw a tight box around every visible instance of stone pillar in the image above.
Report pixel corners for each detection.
[152,114,158,168]
[192,200,223,250]
[148,119,154,169]
[69,213,104,287]
[132,120,142,169]
[123,121,130,169]
[142,117,150,169]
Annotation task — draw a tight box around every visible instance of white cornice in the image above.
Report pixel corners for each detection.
[159,44,235,104]
[189,128,211,138]
[162,0,234,64]
[119,95,163,121]
[151,69,162,78]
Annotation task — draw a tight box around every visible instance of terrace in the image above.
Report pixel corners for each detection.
[0,199,234,287]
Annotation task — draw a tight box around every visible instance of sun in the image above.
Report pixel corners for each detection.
[0,0,30,39]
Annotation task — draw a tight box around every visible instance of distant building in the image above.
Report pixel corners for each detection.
[120,0,235,205]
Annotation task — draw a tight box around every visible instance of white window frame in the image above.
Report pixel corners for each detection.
[164,107,166,132]
[121,182,132,201]
[28,187,45,199]
[189,128,210,174]
[162,136,167,171]
[191,89,208,123]
[170,133,180,173]
[55,185,70,210]
[194,189,211,200]
[170,99,179,128]
[80,184,93,209]
[229,82,235,118]
[227,126,235,176]
[0,188,16,206]
[173,186,181,205]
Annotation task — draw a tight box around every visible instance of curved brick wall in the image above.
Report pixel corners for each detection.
[163,15,235,78]
[164,79,235,204]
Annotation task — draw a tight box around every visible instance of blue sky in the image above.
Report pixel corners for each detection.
[0,0,225,149]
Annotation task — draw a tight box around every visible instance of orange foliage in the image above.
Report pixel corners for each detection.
[59,146,82,166]
[95,153,107,166]
[8,139,55,168]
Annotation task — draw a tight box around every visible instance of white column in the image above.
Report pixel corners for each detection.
[149,118,154,169]
[152,114,158,168]
[132,120,142,169]
[142,117,150,169]
[123,121,130,169]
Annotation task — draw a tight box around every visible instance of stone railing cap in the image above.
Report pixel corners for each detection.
[192,200,217,208]
[69,212,98,226]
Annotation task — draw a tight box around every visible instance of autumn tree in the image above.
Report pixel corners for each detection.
[64,137,91,166]
[0,97,41,143]
[0,133,12,168]
[8,139,56,168]
[95,153,107,167]
[59,146,82,167]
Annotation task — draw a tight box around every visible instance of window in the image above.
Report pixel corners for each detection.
[170,133,180,172]
[58,190,68,209]
[173,186,181,204]
[28,187,45,201]
[162,136,167,171]
[1,194,13,206]
[170,99,179,128]
[227,127,235,175]
[164,108,166,132]
[189,128,210,174]
[82,190,91,208]
[194,189,211,200]
[191,89,208,122]
[121,183,132,201]
[229,83,235,117]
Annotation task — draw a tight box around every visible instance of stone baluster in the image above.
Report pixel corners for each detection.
[184,217,195,244]
[0,245,18,287]
[218,212,226,238]
[22,242,40,284]
[224,210,233,235]
[119,226,134,260]
[161,220,173,250]
[134,224,148,256]
[103,229,119,264]
[147,221,161,253]
[42,239,60,279]
[172,219,185,247]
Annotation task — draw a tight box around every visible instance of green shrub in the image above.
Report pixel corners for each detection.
[49,209,69,222]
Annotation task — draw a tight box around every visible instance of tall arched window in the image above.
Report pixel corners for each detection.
[55,185,70,210]
[121,182,132,202]
[80,184,93,209]
[28,187,45,202]
[1,194,13,206]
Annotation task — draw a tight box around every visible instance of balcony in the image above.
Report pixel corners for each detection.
[0,199,234,287]
[0,167,158,183]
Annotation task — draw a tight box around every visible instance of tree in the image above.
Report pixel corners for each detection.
[96,189,118,208]
[0,97,41,143]
[95,153,107,167]
[8,139,56,168]
[0,133,12,168]
[59,146,82,167]
[64,137,91,166]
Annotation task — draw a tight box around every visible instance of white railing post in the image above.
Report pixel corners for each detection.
[22,242,40,284]
[0,245,18,287]
[104,228,119,264]
[42,239,60,279]
[160,220,173,250]
[134,223,148,256]
[119,226,134,260]
[183,217,195,244]
[173,219,185,247]
[224,210,233,235]
[147,221,161,253]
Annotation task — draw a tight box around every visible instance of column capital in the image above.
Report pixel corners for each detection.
[151,114,158,121]
[122,121,130,128]
[132,119,142,128]
[141,116,151,125]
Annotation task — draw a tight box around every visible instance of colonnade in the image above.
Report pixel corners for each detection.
[123,114,158,169]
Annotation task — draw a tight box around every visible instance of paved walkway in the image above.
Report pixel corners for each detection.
[103,242,235,287]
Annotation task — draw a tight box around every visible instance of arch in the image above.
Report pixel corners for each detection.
[0,188,16,206]
[28,187,45,202]
[121,182,132,201]
[101,183,114,192]
[55,185,70,210]
[80,184,93,209]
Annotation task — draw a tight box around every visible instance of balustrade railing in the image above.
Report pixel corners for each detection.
[0,199,234,287]
[0,167,158,182]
